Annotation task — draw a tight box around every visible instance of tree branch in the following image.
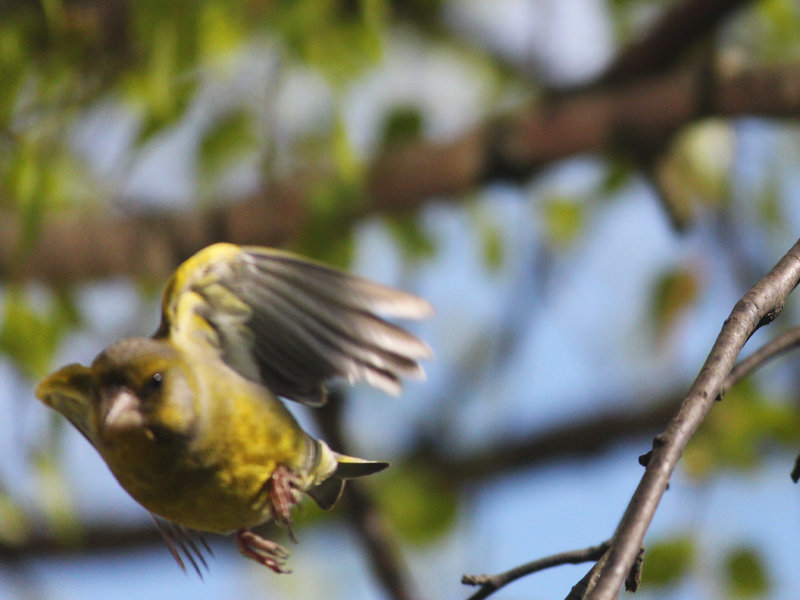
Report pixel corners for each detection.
[596,0,754,87]
[453,248,800,600]
[720,324,800,397]
[4,63,800,283]
[462,541,611,600]
[580,239,800,600]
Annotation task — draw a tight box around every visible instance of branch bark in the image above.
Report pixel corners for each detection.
[582,239,800,600]
[462,541,612,600]
[4,64,800,284]
[595,0,753,87]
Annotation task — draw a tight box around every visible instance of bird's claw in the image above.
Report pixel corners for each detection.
[235,529,292,574]
[268,464,302,527]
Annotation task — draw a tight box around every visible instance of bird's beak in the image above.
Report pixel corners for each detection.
[101,388,145,435]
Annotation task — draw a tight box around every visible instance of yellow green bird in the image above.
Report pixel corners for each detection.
[35,243,432,574]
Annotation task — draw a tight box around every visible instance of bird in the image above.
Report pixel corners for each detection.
[35,242,433,574]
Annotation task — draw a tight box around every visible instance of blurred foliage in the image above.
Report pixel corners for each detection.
[684,379,800,479]
[386,213,437,262]
[373,464,458,545]
[0,489,30,546]
[724,545,770,598]
[649,266,700,344]
[542,196,585,249]
[641,535,696,588]
[655,121,734,224]
[0,287,79,379]
[292,178,361,268]
[749,0,800,61]
[198,108,258,188]
[379,104,425,148]
[2,2,800,599]
[32,443,84,543]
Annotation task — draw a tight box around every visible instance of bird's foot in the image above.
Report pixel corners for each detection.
[269,464,302,529]
[235,529,291,573]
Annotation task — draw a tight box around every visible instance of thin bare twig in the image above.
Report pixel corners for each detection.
[466,321,800,600]
[462,541,611,600]
[720,325,800,397]
[580,239,800,600]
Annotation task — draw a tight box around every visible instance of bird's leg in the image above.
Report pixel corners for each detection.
[235,529,291,574]
[268,464,302,529]
[234,465,303,573]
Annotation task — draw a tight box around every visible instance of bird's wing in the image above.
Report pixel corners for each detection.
[157,243,433,406]
[35,364,99,446]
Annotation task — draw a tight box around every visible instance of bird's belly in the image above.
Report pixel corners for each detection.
[110,454,278,534]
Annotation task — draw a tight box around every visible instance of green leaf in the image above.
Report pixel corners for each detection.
[33,447,82,543]
[599,158,632,195]
[641,536,696,588]
[380,105,425,149]
[0,492,30,546]
[373,464,458,545]
[198,109,257,179]
[198,1,245,61]
[480,220,504,272]
[292,180,362,268]
[385,214,436,262]
[0,287,78,379]
[683,379,800,479]
[649,267,700,343]
[273,0,387,86]
[542,197,584,248]
[725,546,770,598]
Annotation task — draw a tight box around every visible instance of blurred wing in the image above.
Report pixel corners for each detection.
[35,364,98,446]
[158,243,433,406]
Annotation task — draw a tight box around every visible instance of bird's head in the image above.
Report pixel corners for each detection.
[89,338,199,447]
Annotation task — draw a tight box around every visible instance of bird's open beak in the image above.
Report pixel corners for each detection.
[101,388,145,434]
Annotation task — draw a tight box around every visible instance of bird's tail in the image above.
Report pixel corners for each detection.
[305,444,388,510]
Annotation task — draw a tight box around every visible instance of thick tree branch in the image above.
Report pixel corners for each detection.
[596,0,753,87]
[581,239,800,600]
[3,63,800,284]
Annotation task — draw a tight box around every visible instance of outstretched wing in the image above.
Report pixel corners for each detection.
[157,243,433,406]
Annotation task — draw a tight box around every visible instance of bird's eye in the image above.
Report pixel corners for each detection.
[146,372,164,394]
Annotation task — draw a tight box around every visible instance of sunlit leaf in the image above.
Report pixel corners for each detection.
[641,536,696,588]
[198,1,245,61]
[273,0,387,86]
[543,197,584,248]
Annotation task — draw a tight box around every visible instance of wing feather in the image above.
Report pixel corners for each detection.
[159,244,433,406]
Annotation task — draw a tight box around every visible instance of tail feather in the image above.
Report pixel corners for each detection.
[306,452,388,510]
